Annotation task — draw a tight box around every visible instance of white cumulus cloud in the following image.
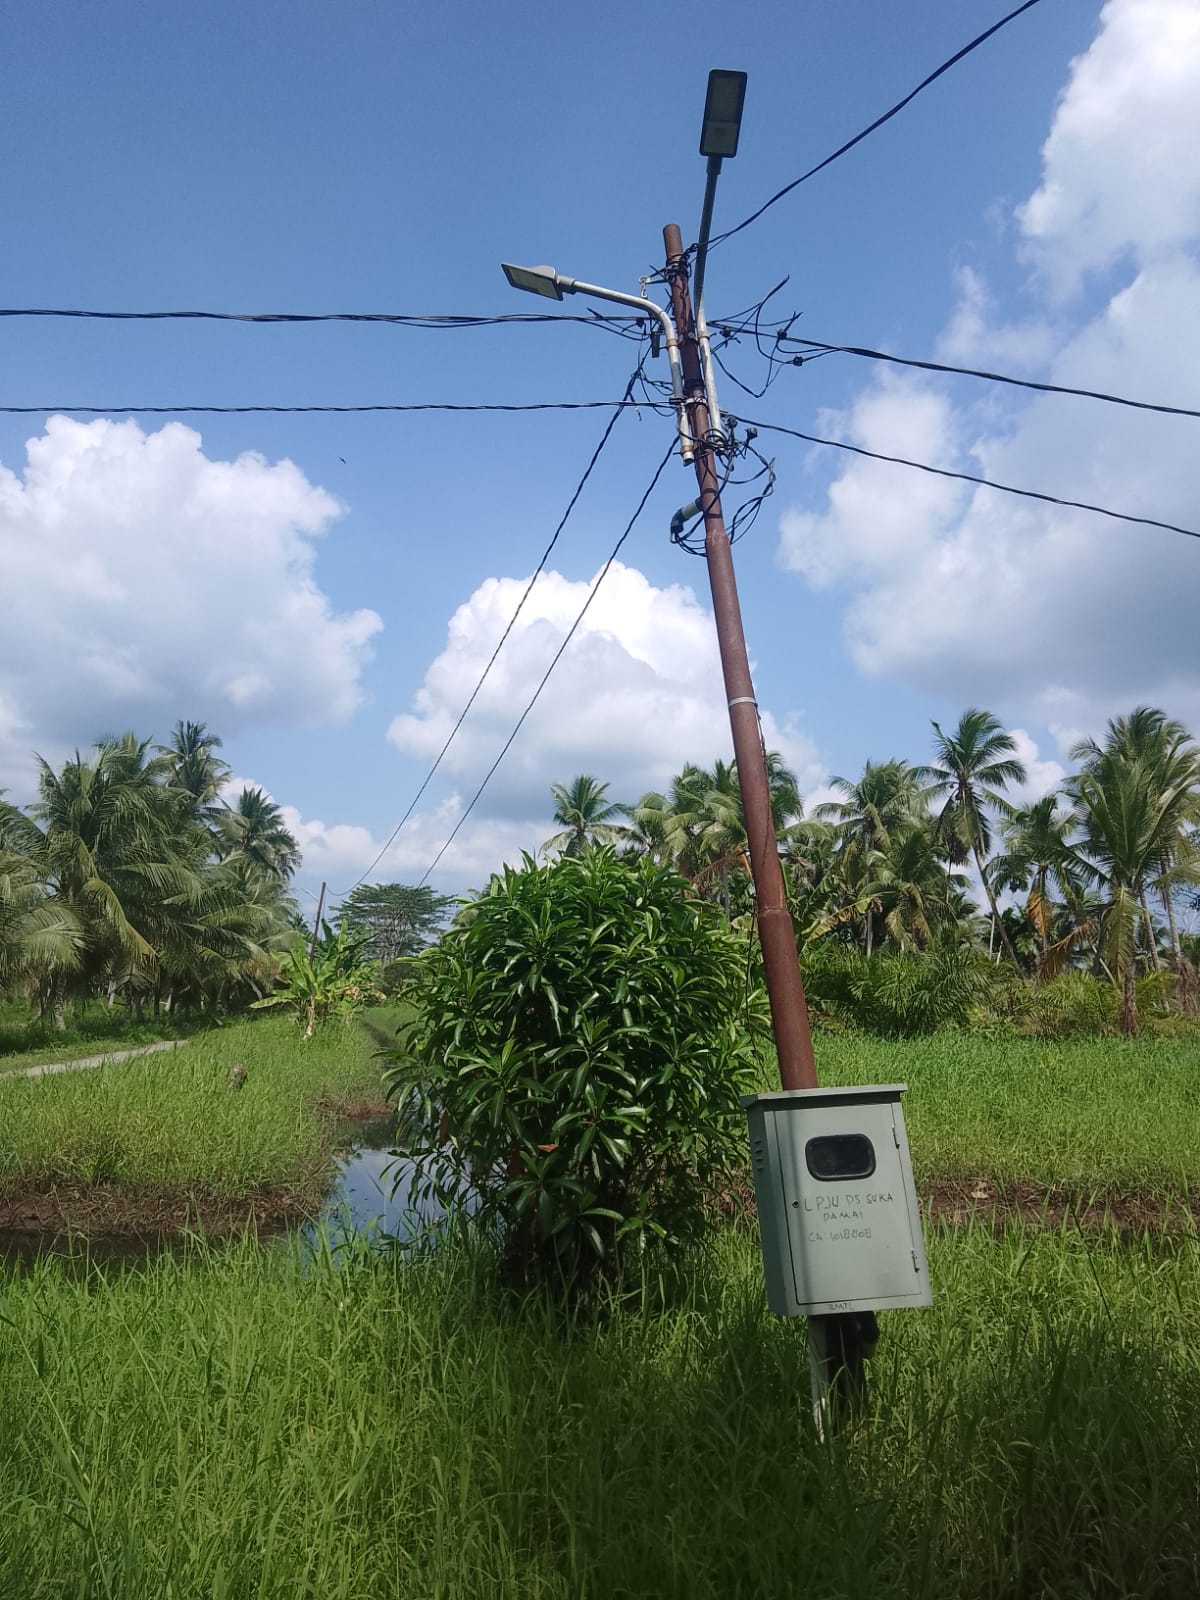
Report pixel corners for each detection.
[776,0,1200,742]
[0,417,381,793]
[1018,0,1200,296]
[387,560,825,814]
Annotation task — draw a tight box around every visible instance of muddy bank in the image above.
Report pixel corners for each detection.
[921,1177,1199,1236]
[0,1178,317,1242]
[5,1163,1195,1263]
[714,1169,1199,1237]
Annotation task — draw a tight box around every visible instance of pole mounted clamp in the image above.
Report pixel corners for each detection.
[728,696,757,709]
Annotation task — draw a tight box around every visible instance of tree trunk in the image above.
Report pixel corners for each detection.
[1160,883,1181,962]
[974,844,1021,969]
[1139,890,1160,970]
[1119,952,1140,1036]
[123,987,133,1025]
[53,991,66,1032]
[865,908,873,959]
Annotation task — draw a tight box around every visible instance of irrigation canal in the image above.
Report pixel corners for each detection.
[0,1112,438,1271]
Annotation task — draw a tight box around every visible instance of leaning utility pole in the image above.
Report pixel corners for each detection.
[308,880,326,963]
[661,223,818,1092]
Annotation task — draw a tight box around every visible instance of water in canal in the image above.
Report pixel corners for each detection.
[0,1113,445,1272]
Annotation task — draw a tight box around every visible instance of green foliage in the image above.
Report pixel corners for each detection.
[336,881,453,964]
[0,729,299,1029]
[990,969,1119,1037]
[801,944,989,1037]
[252,921,381,1035]
[385,849,766,1292]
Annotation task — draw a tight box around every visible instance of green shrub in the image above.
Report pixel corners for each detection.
[384,850,766,1295]
[800,944,988,1037]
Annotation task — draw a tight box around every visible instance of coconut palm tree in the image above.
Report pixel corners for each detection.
[816,759,927,954]
[0,735,202,1022]
[919,710,1027,968]
[216,786,301,885]
[869,822,970,953]
[628,754,802,916]
[543,776,630,858]
[626,765,712,879]
[990,795,1081,966]
[1065,753,1185,1034]
[1071,708,1200,973]
[0,848,81,992]
[159,720,230,824]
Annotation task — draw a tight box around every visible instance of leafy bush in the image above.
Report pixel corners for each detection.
[384,850,765,1294]
[977,967,1189,1038]
[252,921,381,1036]
[800,944,988,1037]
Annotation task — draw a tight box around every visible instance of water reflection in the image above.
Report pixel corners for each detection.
[307,1113,463,1252]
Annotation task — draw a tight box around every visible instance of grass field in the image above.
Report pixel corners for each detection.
[785,1032,1200,1197]
[0,1016,389,1208]
[0,1226,1195,1599]
[1,1023,1197,1595]
[3,1020,1195,1211]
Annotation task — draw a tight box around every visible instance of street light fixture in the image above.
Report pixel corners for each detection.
[501,263,565,301]
[500,262,693,461]
[699,68,747,161]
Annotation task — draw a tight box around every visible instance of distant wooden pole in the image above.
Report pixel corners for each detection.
[308,881,326,962]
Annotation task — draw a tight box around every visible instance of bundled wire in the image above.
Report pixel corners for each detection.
[670,427,776,555]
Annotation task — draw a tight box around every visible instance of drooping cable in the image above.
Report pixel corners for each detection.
[739,415,1200,541]
[417,442,676,886]
[336,367,650,898]
[777,337,1200,422]
[710,0,1044,249]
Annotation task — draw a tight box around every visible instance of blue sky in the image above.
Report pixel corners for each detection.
[2,0,1198,904]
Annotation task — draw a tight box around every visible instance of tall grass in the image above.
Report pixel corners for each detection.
[0,1017,387,1199]
[0,1226,1195,1597]
[788,1033,1200,1196]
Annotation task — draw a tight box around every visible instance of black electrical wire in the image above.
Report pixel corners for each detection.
[777,336,1200,422]
[0,399,671,417]
[337,364,650,898]
[739,415,1200,541]
[0,306,643,330]
[417,442,675,886]
[710,0,1044,249]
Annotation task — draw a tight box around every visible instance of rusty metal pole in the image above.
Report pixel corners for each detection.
[662,222,817,1091]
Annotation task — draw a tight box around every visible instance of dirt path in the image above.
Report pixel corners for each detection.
[0,1038,188,1083]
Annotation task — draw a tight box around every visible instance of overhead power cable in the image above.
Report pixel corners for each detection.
[417,442,675,887]
[0,306,642,330]
[777,337,1200,422]
[0,398,668,417]
[739,415,1200,542]
[711,0,1044,248]
[337,369,646,898]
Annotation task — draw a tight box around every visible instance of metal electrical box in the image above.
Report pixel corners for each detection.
[743,1085,932,1317]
